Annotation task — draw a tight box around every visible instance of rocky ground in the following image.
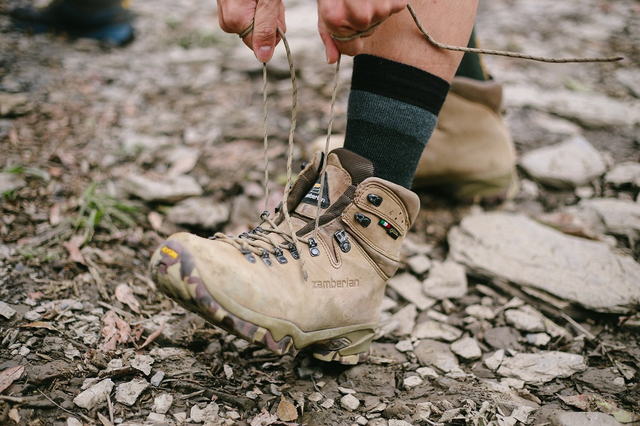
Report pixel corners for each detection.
[1,0,639,425]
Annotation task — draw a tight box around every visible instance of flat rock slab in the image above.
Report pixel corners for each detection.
[422,260,468,300]
[74,379,114,410]
[485,350,586,384]
[448,212,640,314]
[413,339,462,374]
[550,411,624,426]
[123,174,203,203]
[520,136,606,189]
[567,198,640,238]
[167,197,230,229]
[605,161,640,188]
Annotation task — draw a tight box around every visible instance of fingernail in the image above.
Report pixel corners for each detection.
[256,46,272,63]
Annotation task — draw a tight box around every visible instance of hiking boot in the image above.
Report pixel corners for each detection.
[150,148,420,364]
[10,0,134,46]
[310,77,518,202]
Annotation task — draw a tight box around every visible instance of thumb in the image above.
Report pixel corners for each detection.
[253,0,281,63]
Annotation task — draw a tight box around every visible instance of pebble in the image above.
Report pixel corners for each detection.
[519,136,607,189]
[67,418,82,426]
[504,308,546,333]
[340,394,360,411]
[389,304,418,336]
[355,416,368,425]
[450,337,482,360]
[190,403,220,423]
[150,371,165,386]
[147,413,166,422]
[387,273,436,311]
[131,354,154,376]
[0,302,16,319]
[422,260,468,300]
[73,379,114,410]
[308,392,323,402]
[321,399,335,409]
[389,420,414,426]
[154,393,173,414]
[416,366,439,379]
[465,305,495,321]
[484,350,587,384]
[575,186,594,199]
[568,198,640,239]
[614,68,640,97]
[605,161,640,188]
[449,212,640,314]
[406,254,432,275]
[0,92,32,116]
[526,333,552,346]
[412,320,462,342]
[413,339,462,374]
[395,339,414,353]
[115,378,150,406]
[23,310,42,321]
[403,375,423,389]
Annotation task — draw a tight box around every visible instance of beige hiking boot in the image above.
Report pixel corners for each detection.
[150,149,420,364]
[311,77,518,202]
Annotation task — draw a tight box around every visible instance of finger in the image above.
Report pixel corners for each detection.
[318,19,341,63]
[253,0,283,62]
[217,0,256,35]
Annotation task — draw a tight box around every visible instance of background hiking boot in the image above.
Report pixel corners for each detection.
[10,0,134,46]
[150,149,420,364]
[310,77,518,203]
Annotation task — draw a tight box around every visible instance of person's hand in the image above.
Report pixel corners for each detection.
[217,0,286,63]
[317,0,407,64]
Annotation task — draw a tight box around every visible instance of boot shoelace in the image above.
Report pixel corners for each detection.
[214,4,623,281]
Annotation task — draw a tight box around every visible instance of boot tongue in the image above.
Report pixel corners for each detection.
[294,148,374,219]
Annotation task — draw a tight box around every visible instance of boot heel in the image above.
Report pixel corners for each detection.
[311,329,375,365]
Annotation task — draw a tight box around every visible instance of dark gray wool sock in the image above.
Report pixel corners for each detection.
[344,54,450,189]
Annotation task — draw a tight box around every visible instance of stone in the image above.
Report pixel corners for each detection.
[73,379,114,410]
[575,186,595,199]
[340,394,360,411]
[568,198,640,239]
[154,393,173,414]
[387,273,436,311]
[150,371,165,386]
[416,367,439,379]
[389,304,417,336]
[115,378,150,406]
[605,162,640,188]
[131,354,154,376]
[167,197,230,229]
[504,309,546,333]
[123,173,203,203]
[148,412,166,422]
[412,320,463,342]
[519,136,607,189]
[422,260,468,300]
[0,173,26,195]
[406,254,432,275]
[484,350,587,384]
[450,337,482,360]
[0,92,32,116]
[389,420,414,426]
[448,212,640,314]
[550,411,624,426]
[403,375,423,389]
[614,68,640,98]
[483,327,523,351]
[0,302,16,319]
[414,339,462,374]
[395,340,414,353]
[67,418,82,426]
[190,403,220,423]
[465,305,495,321]
[526,333,551,346]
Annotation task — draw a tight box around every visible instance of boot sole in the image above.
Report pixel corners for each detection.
[150,240,374,365]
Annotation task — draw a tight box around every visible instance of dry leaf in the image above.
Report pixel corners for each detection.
[22,321,58,331]
[249,408,278,426]
[0,365,24,394]
[138,321,165,350]
[8,408,20,423]
[276,395,298,422]
[63,235,86,265]
[100,310,132,352]
[115,283,141,313]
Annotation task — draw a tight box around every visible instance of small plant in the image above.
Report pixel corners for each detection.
[75,182,141,244]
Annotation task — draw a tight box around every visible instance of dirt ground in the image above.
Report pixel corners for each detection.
[1,0,639,425]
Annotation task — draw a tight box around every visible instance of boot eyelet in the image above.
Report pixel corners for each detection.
[334,229,351,253]
[241,248,256,263]
[261,250,272,266]
[274,248,288,264]
[354,212,371,227]
[288,243,300,260]
[308,238,320,257]
[367,194,383,207]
